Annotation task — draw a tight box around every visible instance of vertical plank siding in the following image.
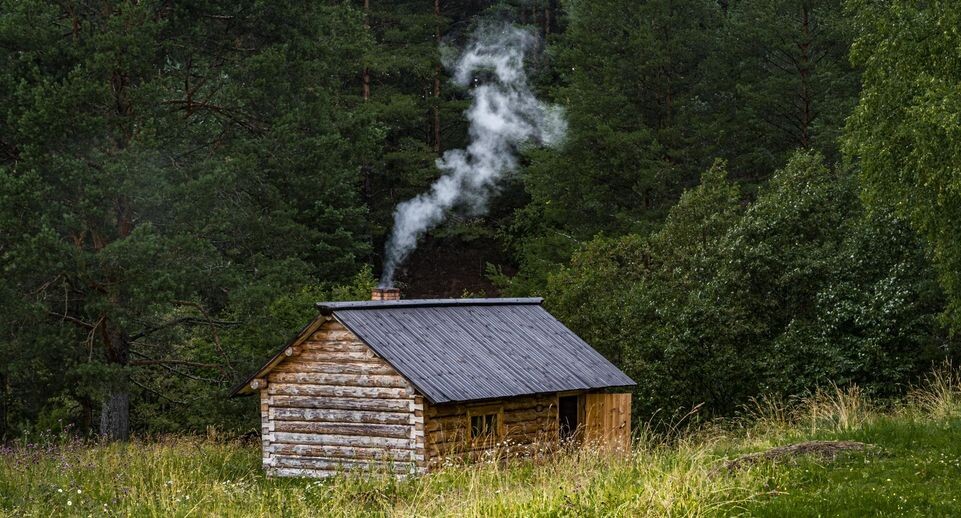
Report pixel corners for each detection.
[261,322,424,477]
[584,392,632,454]
[423,394,559,468]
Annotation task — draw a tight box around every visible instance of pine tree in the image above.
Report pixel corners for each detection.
[503,0,721,293]
[0,0,374,439]
[696,0,859,183]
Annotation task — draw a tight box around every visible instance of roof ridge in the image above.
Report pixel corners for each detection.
[315,297,543,314]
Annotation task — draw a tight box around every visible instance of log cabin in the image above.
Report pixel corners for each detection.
[230,288,635,478]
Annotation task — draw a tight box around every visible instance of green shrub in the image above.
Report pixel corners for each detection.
[547,151,959,423]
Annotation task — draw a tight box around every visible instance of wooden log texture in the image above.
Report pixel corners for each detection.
[299,340,370,354]
[269,372,410,389]
[412,395,426,467]
[273,361,397,376]
[270,443,421,462]
[260,320,424,476]
[273,420,412,438]
[426,395,556,418]
[423,394,560,463]
[268,466,414,479]
[271,431,413,449]
[270,456,415,473]
[271,407,412,425]
[299,350,382,362]
[267,383,413,399]
[422,410,555,430]
[310,326,354,341]
[268,395,413,412]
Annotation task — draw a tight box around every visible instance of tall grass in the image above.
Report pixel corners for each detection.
[0,435,761,517]
[909,361,961,418]
[741,383,870,437]
[2,369,960,517]
[803,383,870,433]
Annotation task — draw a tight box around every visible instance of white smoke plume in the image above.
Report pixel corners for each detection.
[379,22,567,287]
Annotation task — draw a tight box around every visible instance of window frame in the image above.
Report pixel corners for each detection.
[466,404,504,442]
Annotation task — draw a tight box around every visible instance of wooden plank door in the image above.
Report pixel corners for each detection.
[583,393,632,453]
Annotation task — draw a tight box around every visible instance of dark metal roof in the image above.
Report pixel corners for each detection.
[316,298,544,313]
[328,299,635,404]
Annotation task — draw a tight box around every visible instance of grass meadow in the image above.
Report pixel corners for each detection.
[2,367,961,517]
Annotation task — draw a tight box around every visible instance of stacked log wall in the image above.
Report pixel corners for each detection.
[261,320,424,477]
[423,394,558,468]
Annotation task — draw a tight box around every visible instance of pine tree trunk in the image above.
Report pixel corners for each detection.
[0,373,7,439]
[80,397,94,433]
[544,1,552,35]
[99,326,131,441]
[100,391,129,441]
[363,70,371,101]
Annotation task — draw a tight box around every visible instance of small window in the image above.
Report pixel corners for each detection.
[469,411,499,440]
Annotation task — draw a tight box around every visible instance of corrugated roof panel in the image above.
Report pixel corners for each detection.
[331,301,635,404]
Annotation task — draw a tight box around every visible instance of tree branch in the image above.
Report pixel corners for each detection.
[129,350,227,384]
[173,300,236,373]
[48,311,94,329]
[130,378,189,406]
[130,316,239,341]
[130,359,223,369]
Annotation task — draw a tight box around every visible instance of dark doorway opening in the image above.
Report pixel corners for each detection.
[559,395,579,441]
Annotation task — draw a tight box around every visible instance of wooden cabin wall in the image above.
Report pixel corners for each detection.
[423,394,558,468]
[583,392,632,453]
[260,321,425,477]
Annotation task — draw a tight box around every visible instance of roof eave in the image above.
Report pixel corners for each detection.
[428,382,637,406]
[315,297,544,315]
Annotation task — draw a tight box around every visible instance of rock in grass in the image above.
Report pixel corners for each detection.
[720,441,871,472]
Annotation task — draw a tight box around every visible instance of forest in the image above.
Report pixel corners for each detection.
[1,0,960,445]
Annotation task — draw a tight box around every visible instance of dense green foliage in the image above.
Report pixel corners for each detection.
[502,0,861,292]
[845,0,961,331]
[546,152,958,418]
[0,0,959,439]
[0,0,377,438]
